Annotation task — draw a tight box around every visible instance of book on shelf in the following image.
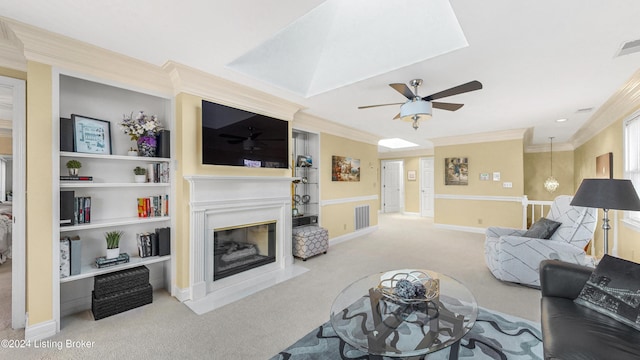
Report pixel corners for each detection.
[137,194,169,218]
[73,196,91,224]
[137,232,159,258]
[60,175,94,181]
[145,162,170,183]
[95,253,130,268]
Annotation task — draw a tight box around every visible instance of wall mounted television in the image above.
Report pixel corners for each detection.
[202,100,289,168]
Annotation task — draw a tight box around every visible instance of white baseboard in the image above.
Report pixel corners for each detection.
[402,212,420,216]
[25,319,57,341]
[329,225,379,246]
[434,223,486,234]
[172,285,190,302]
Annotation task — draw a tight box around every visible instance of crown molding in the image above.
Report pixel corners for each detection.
[292,111,380,145]
[524,142,574,153]
[2,17,173,95]
[570,68,640,149]
[163,61,301,121]
[430,128,528,147]
[378,148,434,159]
[0,20,26,71]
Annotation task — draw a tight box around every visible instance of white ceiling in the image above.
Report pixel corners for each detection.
[1,0,639,151]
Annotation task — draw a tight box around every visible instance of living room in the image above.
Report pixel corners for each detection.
[1,1,640,359]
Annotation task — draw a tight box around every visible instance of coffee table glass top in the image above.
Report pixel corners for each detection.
[330,269,478,358]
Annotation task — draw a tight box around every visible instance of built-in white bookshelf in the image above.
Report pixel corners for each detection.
[54,72,174,329]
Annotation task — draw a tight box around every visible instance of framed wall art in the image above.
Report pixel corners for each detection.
[407,170,416,181]
[445,157,468,185]
[596,152,613,179]
[332,155,360,182]
[72,114,112,155]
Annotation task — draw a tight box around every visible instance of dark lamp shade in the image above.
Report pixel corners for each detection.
[570,178,640,211]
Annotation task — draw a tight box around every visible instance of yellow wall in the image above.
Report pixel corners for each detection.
[0,66,27,80]
[26,61,53,325]
[320,133,379,237]
[524,150,574,201]
[403,157,420,213]
[434,139,524,228]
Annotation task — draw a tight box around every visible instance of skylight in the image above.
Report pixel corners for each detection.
[378,138,419,149]
[227,0,468,97]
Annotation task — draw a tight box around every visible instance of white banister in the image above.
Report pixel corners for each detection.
[521,195,554,229]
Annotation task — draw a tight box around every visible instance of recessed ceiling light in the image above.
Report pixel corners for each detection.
[555,118,568,123]
[378,138,419,149]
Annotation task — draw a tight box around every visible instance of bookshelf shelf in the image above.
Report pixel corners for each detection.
[60,255,171,283]
[60,182,170,188]
[60,216,170,232]
[60,151,170,162]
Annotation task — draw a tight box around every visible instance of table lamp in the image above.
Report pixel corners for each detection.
[570,178,640,255]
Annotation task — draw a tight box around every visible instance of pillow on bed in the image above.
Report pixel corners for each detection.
[574,254,640,331]
[523,218,561,239]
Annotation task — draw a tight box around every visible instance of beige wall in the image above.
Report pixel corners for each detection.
[0,136,11,154]
[524,150,574,201]
[434,139,524,228]
[26,61,53,325]
[320,133,379,237]
[573,118,640,261]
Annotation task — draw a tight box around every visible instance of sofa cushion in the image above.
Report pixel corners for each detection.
[523,217,561,239]
[574,254,640,331]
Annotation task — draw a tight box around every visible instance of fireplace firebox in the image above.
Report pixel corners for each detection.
[213,221,276,281]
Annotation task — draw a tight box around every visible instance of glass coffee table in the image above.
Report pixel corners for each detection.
[330,269,478,359]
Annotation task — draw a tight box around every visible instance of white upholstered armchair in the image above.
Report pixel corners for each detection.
[484,195,597,287]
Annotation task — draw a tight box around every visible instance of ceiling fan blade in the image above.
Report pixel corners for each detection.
[358,102,405,109]
[423,80,483,101]
[250,132,263,140]
[432,102,464,111]
[389,83,415,99]
[393,113,400,120]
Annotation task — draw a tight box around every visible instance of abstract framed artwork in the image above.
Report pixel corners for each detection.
[332,155,360,182]
[445,157,468,185]
[71,114,112,155]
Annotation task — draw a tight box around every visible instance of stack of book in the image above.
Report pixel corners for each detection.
[74,196,91,224]
[146,163,170,183]
[60,175,93,182]
[137,232,158,258]
[137,195,169,218]
[95,253,130,268]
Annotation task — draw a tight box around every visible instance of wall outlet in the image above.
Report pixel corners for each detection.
[502,182,513,188]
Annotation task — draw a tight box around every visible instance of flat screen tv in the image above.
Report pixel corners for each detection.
[202,100,289,168]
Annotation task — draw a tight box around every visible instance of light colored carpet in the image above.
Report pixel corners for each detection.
[0,214,541,359]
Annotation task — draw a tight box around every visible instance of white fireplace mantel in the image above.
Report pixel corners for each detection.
[183,175,307,315]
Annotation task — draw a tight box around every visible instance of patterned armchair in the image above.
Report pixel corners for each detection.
[484,195,597,287]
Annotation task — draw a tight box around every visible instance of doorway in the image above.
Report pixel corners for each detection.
[0,75,26,330]
[381,160,403,213]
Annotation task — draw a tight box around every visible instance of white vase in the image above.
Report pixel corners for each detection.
[68,168,79,176]
[127,150,138,156]
[134,175,146,183]
[106,247,120,260]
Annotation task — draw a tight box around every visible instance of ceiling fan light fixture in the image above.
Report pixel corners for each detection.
[400,100,432,123]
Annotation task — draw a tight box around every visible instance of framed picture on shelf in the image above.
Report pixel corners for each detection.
[71,114,112,154]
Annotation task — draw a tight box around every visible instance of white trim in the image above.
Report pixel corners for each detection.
[435,194,523,202]
[172,285,191,303]
[329,225,378,246]
[320,195,378,206]
[403,212,420,216]
[430,128,528,147]
[434,223,486,234]
[0,75,26,329]
[24,319,57,341]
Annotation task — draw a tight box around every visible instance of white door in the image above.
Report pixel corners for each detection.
[382,160,402,213]
[420,157,434,217]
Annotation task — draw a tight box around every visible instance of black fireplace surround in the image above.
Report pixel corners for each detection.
[213,222,276,281]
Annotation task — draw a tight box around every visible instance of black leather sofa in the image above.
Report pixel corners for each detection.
[539,259,640,360]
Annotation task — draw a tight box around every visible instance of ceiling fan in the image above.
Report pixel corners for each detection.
[358,79,483,129]
[219,126,283,151]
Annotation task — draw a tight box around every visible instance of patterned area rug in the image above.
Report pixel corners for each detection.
[270,307,542,360]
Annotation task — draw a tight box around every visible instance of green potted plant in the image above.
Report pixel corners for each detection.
[104,230,123,259]
[133,166,147,183]
[66,159,82,176]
